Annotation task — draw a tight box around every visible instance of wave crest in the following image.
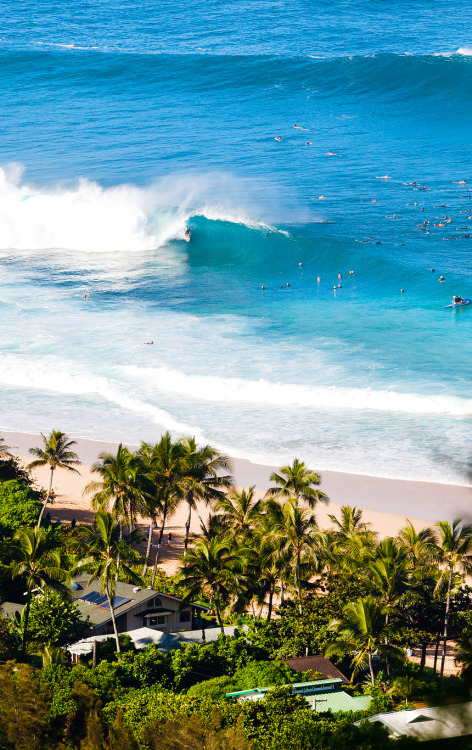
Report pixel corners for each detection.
[0,166,272,254]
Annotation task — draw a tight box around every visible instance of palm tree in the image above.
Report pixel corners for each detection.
[268,499,323,615]
[10,527,69,653]
[366,538,410,677]
[199,512,228,542]
[265,458,328,508]
[85,444,143,528]
[398,521,436,572]
[433,520,472,677]
[251,527,287,621]
[325,597,405,685]
[138,434,186,586]
[74,511,144,654]
[367,538,410,609]
[28,431,81,528]
[179,437,232,552]
[215,485,262,541]
[179,538,242,633]
[328,506,375,543]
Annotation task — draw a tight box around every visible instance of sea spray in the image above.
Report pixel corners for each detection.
[0,167,285,254]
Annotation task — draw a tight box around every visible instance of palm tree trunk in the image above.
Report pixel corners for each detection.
[440,567,453,678]
[280,579,284,606]
[433,631,440,673]
[384,611,391,679]
[151,501,168,587]
[106,586,121,655]
[296,553,303,615]
[36,467,54,528]
[142,520,154,577]
[267,583,274,622]
[115,522,122,580]
[184,500,192,552]
[22,595,32,654]
[368,651,375,686]
[420,641,427,673]
[215,598,225,634]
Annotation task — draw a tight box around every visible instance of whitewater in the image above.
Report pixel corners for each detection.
[0,0,471,484]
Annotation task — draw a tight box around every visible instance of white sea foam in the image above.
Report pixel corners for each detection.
[0,354,204,439]
[0,166,273,254]
[435,47,472,57]
[122,365,472,417]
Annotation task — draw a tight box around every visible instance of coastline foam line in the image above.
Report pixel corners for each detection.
[123,365,472,417]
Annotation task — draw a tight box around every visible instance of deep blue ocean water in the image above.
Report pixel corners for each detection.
[1,1,472,482]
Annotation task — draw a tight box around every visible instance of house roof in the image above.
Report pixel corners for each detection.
[227,678,343,698]
[68,624,247,656]
[363,702,472,741]
[226,678,372,714]
[71,579,207,627]
[309,691,371,714]
[283,656,348,683]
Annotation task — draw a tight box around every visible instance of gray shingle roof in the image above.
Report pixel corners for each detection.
[72,580,158,626]
[71,579,206,627]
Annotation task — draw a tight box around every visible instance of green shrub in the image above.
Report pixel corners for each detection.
[0,480,41,531]
[28,590,87,649]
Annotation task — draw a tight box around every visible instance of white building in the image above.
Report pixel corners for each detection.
[362,702,472,742]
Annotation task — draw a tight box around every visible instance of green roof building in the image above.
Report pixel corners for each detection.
[226,677,372,714]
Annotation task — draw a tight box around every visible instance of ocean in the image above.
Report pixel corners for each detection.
[0,0,471,483]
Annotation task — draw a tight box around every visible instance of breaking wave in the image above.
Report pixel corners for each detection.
[0,166,276,254]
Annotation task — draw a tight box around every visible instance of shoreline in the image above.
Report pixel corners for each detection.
[3,428,472,526]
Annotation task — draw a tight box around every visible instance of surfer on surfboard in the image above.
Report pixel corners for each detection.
[185,228,191,242]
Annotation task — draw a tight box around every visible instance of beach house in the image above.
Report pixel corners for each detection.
[71,578,208,636]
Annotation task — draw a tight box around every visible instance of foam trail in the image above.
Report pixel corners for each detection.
[0,354,204,439]
[124,365,472,417]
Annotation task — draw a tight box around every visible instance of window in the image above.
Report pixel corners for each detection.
[153,597,162,607]
[179,610,191,623]
[149,615,167,626]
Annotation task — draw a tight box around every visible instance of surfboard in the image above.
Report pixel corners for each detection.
[442,298,472,308]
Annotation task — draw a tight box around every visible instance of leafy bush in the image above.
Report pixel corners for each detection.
[187,675,234,700]
[0,480,42,531]
[0,457,34,486]
[28,590,87,649]
[186,660,302,701]
[229,660,302,691]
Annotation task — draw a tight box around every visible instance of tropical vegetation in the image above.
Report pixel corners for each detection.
[0,430,471,748]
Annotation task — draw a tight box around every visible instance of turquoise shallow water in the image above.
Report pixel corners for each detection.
[0,1,471,482]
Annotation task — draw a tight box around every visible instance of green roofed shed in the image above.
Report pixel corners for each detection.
[226,678,372,714]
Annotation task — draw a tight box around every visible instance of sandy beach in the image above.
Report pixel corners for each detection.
[5,428,465,675]
[5,429,472,562]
